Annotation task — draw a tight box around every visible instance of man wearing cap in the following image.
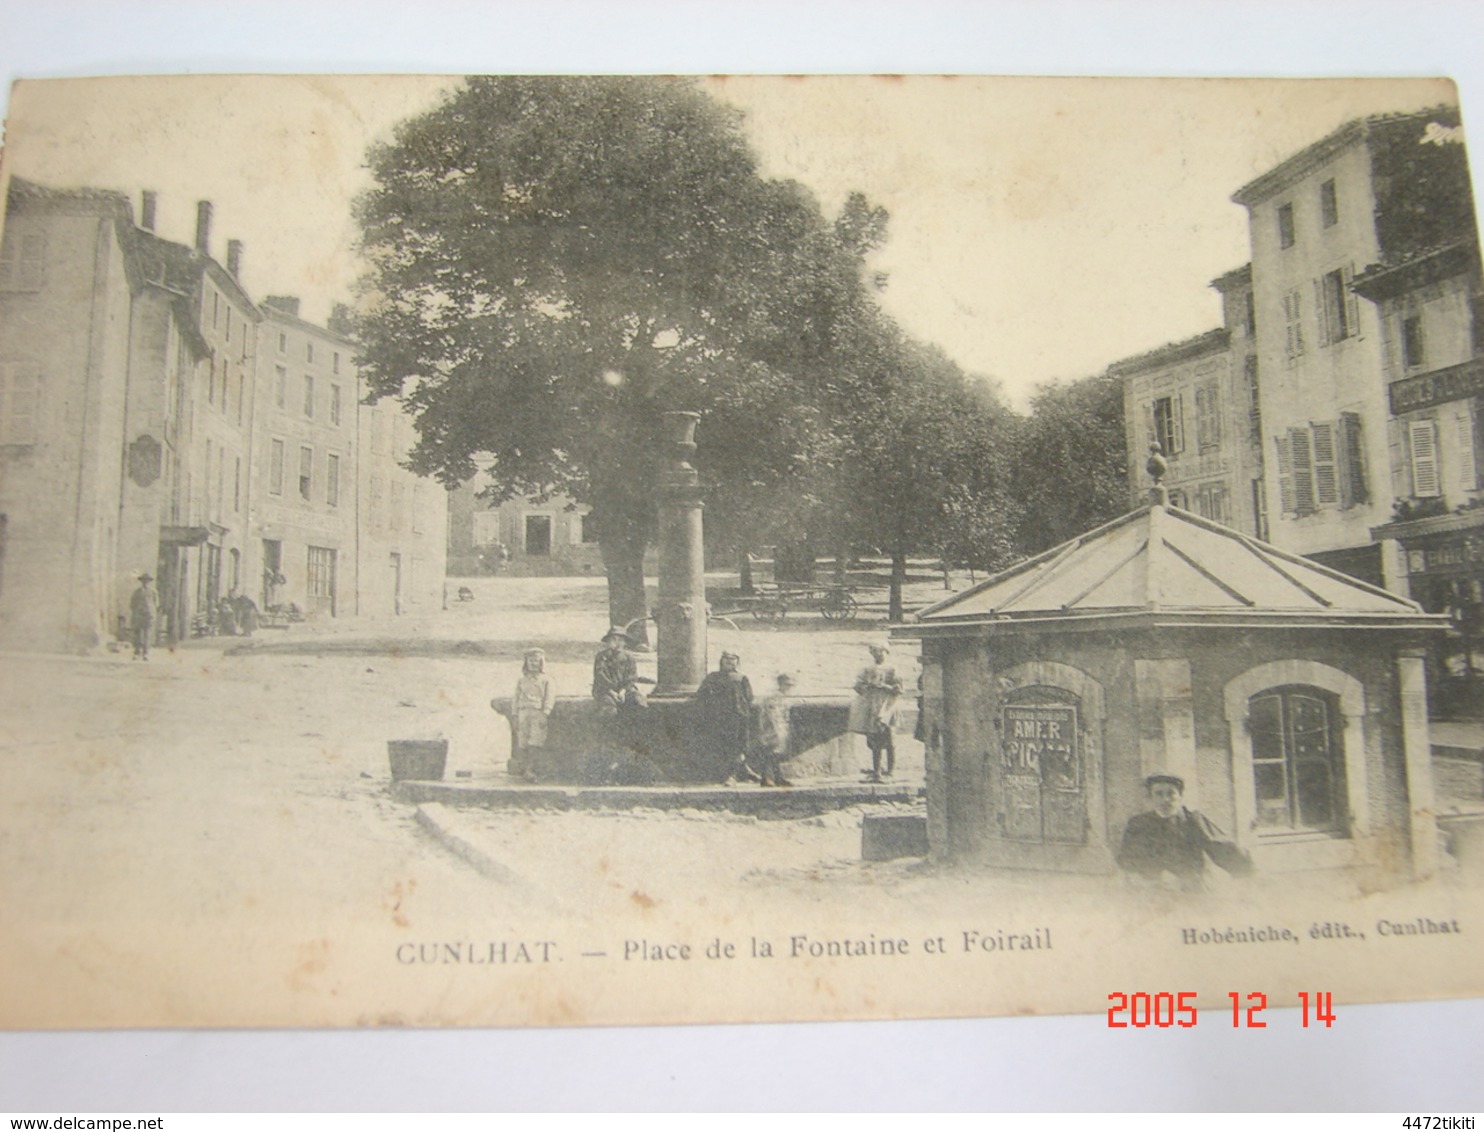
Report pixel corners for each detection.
[129,573,160,661]
[592,627,641,713]
[1117,773,1253,890]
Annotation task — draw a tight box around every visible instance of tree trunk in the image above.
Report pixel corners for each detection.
[738,546,755,595]
[834,540,849,585]
[600,531,650,647]
[889,549,908,622]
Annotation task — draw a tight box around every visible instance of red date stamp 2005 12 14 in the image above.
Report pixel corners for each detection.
[1106,991,1336,1028]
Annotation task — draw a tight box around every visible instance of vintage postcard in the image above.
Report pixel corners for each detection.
[0,74,1481,1031]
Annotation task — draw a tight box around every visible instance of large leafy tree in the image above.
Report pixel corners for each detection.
[1009,372,1129,555]
[355,76,873,627]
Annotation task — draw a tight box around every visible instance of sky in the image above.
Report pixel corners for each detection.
[0,9,1478,415]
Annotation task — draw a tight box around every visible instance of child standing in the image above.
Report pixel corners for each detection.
[849,644,902,782]
[510,647,556,781]
[754,673,796,788]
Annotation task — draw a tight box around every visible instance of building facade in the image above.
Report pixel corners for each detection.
[1230,108,1476,588]
[1113,262,1268,540]
[447,462,602,578]
[0,178,447,653]
[1358,237,1484,675]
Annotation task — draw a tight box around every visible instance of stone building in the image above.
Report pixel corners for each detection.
[896,487,1445,880]
[0,181,136,650]
[0,177,447,652]
[1230,107,1475,589]
[1113,263,1267,539]
[1357,234,1484,677]
[447,461,603,578]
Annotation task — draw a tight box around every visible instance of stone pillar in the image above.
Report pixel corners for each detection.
[1397,647,1439,879]
[654,411,706,696]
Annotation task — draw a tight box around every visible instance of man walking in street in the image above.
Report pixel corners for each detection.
[130,573,160,661]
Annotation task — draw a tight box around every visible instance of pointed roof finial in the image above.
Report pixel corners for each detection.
[1146,443,1170,507]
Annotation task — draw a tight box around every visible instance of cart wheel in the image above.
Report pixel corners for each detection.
[822,591,857,621]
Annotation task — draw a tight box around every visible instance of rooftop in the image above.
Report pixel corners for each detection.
[901,496,1441,634]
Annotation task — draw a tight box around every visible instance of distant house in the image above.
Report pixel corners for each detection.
[447,462,604,577]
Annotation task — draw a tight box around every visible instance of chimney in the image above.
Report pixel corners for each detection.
[226,239,243,279]
[264,295,301,317]
[195,200,213,255]
[140,191,158,232]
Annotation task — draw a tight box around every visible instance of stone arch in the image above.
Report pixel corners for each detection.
[1223,659,1369,845]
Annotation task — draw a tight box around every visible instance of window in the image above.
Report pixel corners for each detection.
[216,447,225,522]
[326,454,340,507]
[1244,292,1256,337]
[1409,419,1441,497]
[390,481,405,532]
[1310,422,1339,506]
[1274,419,1362,516]
[234,456,241,512]
[1193,481,1231,525]
[220,365,229,412]
[270,439,285,495]
[278,331,287,354]
[212,291,220,328]
[1320,179,1338,228]
[299,446,313,501]
[368,476,383,530]
[225,309,232,344]
[1283,289,1305,360]
[1248,686,1345,835]
[307,546,335,600]
[207,359,216,405]
[333,351,341,375]
[578,511,599,543]
[275,365,287,410]
[1318,267,1355,344]
[411,482,423,533]
[1402,315,1425,369]
[1252,478,1269,542]
[204,439,214,515]
[0,361,41,445]
[303,374,315,420]
[1277,202,1296,249]
[1194,380,1222,453]
[1152,395,1184,456]
[1459,412,1479,493]
[236,373,244,426]
[307,342,315,364]
[0,230,46,291]
[330,384,341,427]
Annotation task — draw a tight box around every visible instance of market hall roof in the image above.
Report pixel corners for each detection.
[903,499,1443,634]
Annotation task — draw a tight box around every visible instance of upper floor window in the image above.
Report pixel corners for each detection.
[1244,292,1256,337]
[1277,202,1296,249]
[307,342,315,364]
[1319,267,1356,345]
[0,230,46,291]
[333,351,341,375]
[1275,415,1367,515]
[1402,315,1426,369]
[1320,179,1339,229]
[1408,419,1442,498]
[330,384,342,427]
[0,360,41,445]
[275,365,287,410]
[1152,395,1184,457]
[277,331,287,354]
[299,445,313,501]
[303,374,315,420]
[269,439,285,496]
[326,454,340,508]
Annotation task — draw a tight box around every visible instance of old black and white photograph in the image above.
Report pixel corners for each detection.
[2,36,1484,1107]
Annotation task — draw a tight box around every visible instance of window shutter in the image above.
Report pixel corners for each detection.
[1311,421,1339,505]
[1343,265,1360,340]
[1274,433,1296,515]
[1313,278,1330,347]
[1337,411,1368,508]
[1409,419,1441,498]
[1172,392,1185,454]
[1290,426,1317,514]
[1458,412,1478,492]
[1143,401,1157,448]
